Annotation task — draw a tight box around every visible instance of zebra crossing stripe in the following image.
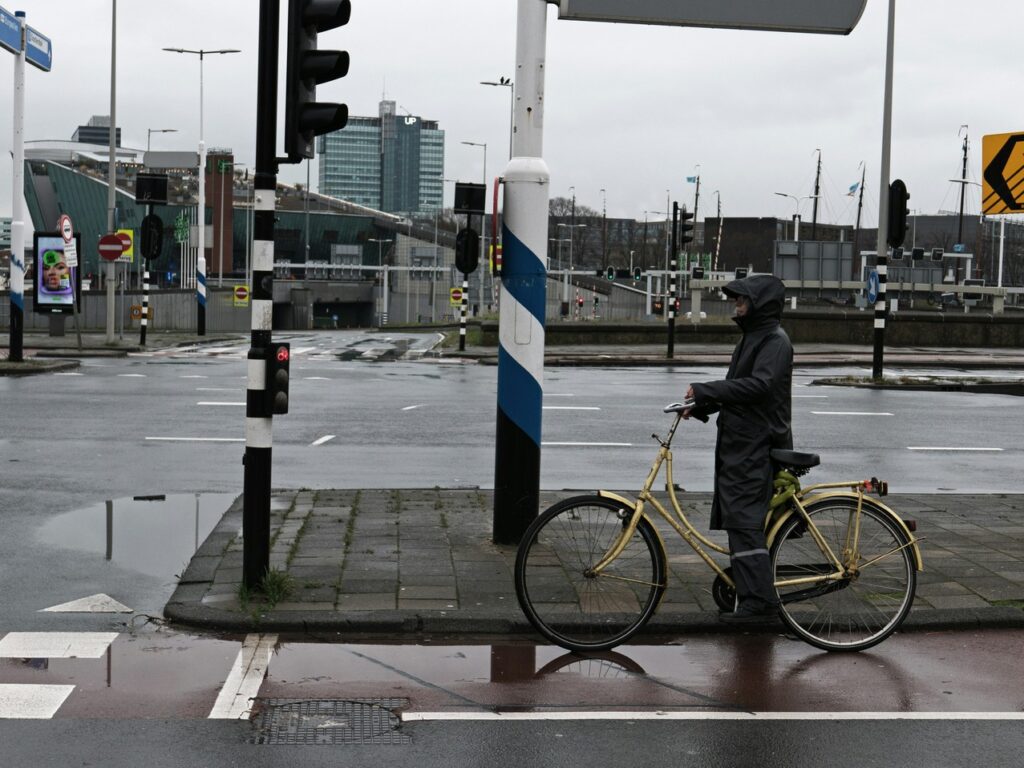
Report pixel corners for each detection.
[0,684,74,719]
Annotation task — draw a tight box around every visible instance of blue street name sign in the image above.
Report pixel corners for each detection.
[25,24,51,71]
[0,5,21,56]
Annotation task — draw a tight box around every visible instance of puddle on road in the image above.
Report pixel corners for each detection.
[36,493,237,579]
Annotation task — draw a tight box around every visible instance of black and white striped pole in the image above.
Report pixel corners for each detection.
[243,0,280,589]
[667,202,678,358]
[197,254,206,336]
[242,0,349,588]
[459,272,469,351]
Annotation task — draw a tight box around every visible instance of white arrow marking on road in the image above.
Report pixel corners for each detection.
[197,401,246,406]
[145,437,245,443]
[40,594,133,613]
[0,684,75,719]
[0,632,118,659]
[209,633,277,719]
[311,435,335,446]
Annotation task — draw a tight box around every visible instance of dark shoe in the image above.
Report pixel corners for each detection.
[719,603,781,625]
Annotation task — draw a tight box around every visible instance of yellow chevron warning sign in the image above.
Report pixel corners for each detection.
[982,132,1024,214]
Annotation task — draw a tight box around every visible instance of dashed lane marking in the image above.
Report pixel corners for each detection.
[311,435,336,446]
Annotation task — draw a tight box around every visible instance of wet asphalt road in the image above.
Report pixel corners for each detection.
[1,330,1022,764]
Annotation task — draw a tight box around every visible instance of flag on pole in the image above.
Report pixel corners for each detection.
[847,181,859,196]
[686,176,698,183]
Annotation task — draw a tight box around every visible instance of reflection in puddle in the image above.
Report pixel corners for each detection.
[36,493,237,579]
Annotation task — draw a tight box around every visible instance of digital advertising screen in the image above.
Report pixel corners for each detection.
[33,232,81,314]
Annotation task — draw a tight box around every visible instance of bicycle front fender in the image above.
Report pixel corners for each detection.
[596,490,669,557]
[767,491,923,571]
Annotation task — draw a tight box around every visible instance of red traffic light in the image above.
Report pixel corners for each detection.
[276,346,290,362]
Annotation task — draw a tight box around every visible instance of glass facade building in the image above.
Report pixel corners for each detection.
[318,100,444,216]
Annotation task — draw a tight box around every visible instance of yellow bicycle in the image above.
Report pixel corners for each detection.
[514,403,923,653]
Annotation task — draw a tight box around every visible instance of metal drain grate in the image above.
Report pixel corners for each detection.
[251,698,410,745]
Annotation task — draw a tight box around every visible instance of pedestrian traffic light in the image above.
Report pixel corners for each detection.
[633,266,642,281]
[679,210,695,244]
[285,0,351,163]
[606,266,615,280]
[265,342,291,415]
[887,179,909,248]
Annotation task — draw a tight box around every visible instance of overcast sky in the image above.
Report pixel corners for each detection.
[0,1,1017,233]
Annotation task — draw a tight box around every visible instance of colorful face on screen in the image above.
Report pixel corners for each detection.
[35,235,77,309]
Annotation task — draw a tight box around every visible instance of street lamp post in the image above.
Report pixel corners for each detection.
[147,127,177,151]
[162,47,241,291]
[774,192,817,242]
[367,238,393,326]
[480,77,514,159]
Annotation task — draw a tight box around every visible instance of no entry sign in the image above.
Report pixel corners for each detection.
[98,233,124,262]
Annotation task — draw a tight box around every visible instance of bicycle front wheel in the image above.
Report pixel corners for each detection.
[515,496,666,652]
[772,498,916,652]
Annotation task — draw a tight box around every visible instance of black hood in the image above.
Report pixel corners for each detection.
[723,274,786,331]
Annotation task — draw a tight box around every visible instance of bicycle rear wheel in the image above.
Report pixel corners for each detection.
[515,496,666,652]
[771,498,916,652]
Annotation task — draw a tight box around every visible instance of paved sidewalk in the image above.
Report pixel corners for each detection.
[164,488,1024,638]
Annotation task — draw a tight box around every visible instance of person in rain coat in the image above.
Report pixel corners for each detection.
[684,274,793,622]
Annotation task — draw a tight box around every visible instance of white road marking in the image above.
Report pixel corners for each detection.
[40,594,133,613]
[543,406,601,411]
[197,401,246,406]
[145,437,245,443]
[52,372,83,376]
[209,633,277,719]
[402,710,1024,722]
[311,435,336,446]
[181,375,208,379]
[291,346,316,355]
[402,404,425,411]
[907,446,1004,452]
[542,442,633,447]
[811,411,894,416]
[116,373,147,378]
[304,376,331,380]
[0,632,118,659]
[0,684,75,719]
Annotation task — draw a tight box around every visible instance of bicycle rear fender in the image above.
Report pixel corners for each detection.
[596,490,669,554]
[767,491,923,571]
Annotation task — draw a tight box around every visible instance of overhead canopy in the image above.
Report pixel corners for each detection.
[556,0,868,35]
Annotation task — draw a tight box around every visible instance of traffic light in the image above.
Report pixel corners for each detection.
[606,266,615,280]
[931,247,945,262]
[911,247,925,261]
[285,0,351,163]
[734,267,749,279]
[891,247,904,261]
[633,266,642,281]
[887,179,909,248]
[455,227,479,273]
[691,265,705,279]
[265,342,291,415]
[679,210,695,244]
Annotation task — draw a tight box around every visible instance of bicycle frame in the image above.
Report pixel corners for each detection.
[591,413,923,593]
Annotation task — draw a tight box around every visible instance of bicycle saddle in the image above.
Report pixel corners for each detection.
[770,449,821,471]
